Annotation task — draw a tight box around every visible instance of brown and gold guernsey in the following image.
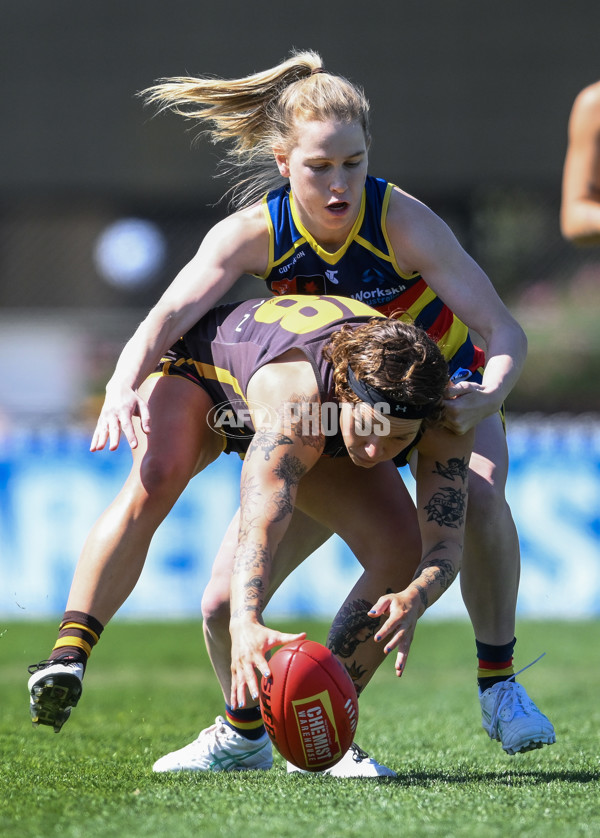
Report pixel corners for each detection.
[158,295,385,456]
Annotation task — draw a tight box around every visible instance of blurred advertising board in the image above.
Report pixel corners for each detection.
[1,417,599,620]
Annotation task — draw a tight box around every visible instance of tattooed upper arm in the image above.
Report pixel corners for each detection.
[238,394,321,565]
[279,393,326,452]
[246,393,326,461]
[245,428,294,462]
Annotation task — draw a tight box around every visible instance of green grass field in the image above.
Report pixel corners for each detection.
[1,619,598,838]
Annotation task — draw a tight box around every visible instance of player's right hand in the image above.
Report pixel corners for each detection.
[90,385,151,452]
[229,621,306,710]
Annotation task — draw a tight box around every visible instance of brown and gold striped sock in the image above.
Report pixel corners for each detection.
[48,610,104,670]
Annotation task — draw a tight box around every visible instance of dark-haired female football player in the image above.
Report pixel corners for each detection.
[30,295,470,778]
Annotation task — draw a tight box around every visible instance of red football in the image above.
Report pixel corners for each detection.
[259,639,359,771]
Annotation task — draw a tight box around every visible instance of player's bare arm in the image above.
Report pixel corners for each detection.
[560,82,600,245]
[91,206,270,452]
[386,188,527,433]
[369,424,474,675]
[229,357,325,707]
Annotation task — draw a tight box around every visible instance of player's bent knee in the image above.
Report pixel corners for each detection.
[137,451,193,497]
[201,584,231,626]
[467,472,507,516]
[466,476,516,543]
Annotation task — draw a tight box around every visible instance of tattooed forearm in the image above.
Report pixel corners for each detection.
[424,486,467,528]
[432,456,469,482]
[231,549,270,620]
[230,604,261,620]
[243,574,266,605]
[232,542,270,575]
[412,581,429,610]
[421,540,447,561]
[413,558,458,592]
[411,556,459,611]
[261,453,307,522]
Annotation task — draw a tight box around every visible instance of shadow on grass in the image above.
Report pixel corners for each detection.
[383,769,600,787]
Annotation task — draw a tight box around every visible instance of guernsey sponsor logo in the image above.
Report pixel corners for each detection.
[278,251,306,273]
[352,285,406,303]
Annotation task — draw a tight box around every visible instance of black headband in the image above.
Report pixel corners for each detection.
[346,366,435,420]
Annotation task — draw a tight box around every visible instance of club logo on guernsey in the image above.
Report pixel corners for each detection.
[292,691,342,768]
[270,274,325,296]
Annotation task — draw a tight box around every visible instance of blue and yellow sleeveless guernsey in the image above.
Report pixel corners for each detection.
[258,175,485,381]
[159,294,392,458]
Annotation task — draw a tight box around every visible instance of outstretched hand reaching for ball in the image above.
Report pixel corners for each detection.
[368,587,425,677]
[230,620,306,710]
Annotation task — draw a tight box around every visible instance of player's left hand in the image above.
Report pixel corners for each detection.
[90,384,151,452]
[368,588,424,677]
[229,621,306,709]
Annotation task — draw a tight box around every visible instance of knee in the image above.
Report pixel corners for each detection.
[138,451,192,498]
[201,577,231,628]
[466,473,516,544]
[467,470,508,517]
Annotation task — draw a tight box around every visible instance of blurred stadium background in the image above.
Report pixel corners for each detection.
[1,0,599,621]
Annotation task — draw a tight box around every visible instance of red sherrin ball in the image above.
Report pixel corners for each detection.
[259,639,359,771]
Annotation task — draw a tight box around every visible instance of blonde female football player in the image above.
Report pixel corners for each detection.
[28,50,554,775]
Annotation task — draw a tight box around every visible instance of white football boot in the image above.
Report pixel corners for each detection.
[152,716,273,772]
[27,659,84,733]
[480,679,556,755]
[287,743,396,778]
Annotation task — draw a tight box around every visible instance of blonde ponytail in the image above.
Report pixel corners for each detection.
[141,50,370,208]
